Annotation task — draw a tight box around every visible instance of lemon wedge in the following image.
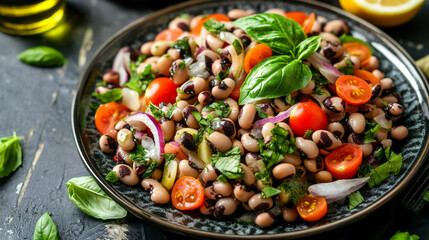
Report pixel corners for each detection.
[339,0,425,27]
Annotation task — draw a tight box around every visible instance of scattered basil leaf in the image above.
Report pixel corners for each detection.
[18,46,66,67]
[374,147,385,161]
[92,88,123,103]
[358,163,373,178]
[278,177,310,205]
[389,231,420,240]
[203,101,231,118]
[254,104,268,119]
[149,102,165,121]
[165,103,177,119]
[422,189,429,202]
[171,38,193,62]
[141,161,159,179]
[0,132,22,178]
[348,190,364,210]
[255,168,272,186]
[192,111,217,144]
[162,153,178,167]
[295,35,322,60]
[261,186,281,198]
[105,171,119,183]
[233,13,306,55]
[338,57,355,75]
[65,176,127,220]
[339,34,373,54]
[368,148,403,188]
[311,66,329,95]
[203,18,226,33]
[364,123,380,143]
[239,57,312,104]
[211,147,244,180]
[266,126,296,166]
[129,145,150,166]
[217,174,228,183]
[33,212,60,240]
[123,64,155,95]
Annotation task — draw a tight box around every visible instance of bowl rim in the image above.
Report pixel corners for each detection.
[71,0,429,239]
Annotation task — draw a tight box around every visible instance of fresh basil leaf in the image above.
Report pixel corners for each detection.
[0,132,22,178]
[129,145,150,166]
[358,163,372,178]
[422,189,429,202]
[211,147,244,180]
[149,102,165,121]
[18,46,66,67]
[203,101,231,118]
[261,186,281,198]
[389,231,420,240]
[368,150,403,188]
[92,88,123,103]
[165,103,177,119]
[65,176,127,220]
[105,171,119,183]
[123,64,155,95]
[267,126,296,157]
[339,34,373,54]
[253,104,268,119]
[278,177,310,205]
[255,168,272,186]
[233,13,306,55]
[33,212,60,240]
[239,57,311,104]
[203,18,226,33]
[295,35,322,60]
[171,38,194,62]
[141,161,159,179]
[348,190,364,210]
[217,174,228,183]
[364,124,380,143]
[162,153,178,167]
[310,66,329,95]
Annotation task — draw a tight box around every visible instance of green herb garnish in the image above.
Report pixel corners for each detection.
[0,132,22,178]
[105,171,119,183]
[33,212,60,240]
[211,147,245,180]
[261,186,282,198]
[348,190,364,210]
[18,46,66,67]
[92,88,123,103]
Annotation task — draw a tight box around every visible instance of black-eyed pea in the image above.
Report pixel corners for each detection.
[224,98,239,121]
[327,122,345,138]
[157,54,174,76]
[272,163,296,180]
[168,17,190,31]
[126,119,146,132]
[200,199,216,215]
[248,193,273,211]
[178,159,200,179]
[261,122,276,143]
[241,133,259,152]
[112,164,139,186]
[170,59,189,85]
[323,20,349,36]
[242,201,252,211]
[171,100,189,122]
[271,97,290,113]
[211,59,224,77]
[182,105,200,129]
[239,163,256,186]
[245,153,262,173]
[140,41,153,56]
[360,143,373,157]
[96,86,110,95]
[238,104,257,129]
[371,84,383,101]
[116,147,132,165]
[213,198,238,218]
[213,181,233,197]
[206,34,225,52]
[323,96,345,114]
[150,168,163,181]
[137,62,159,76]
[300,79,316,94]
[380,78,395,90]
[255,212,276,228]
[217,118,236,139]
[350,56,361,69]
[236,128,250,140]
[390,125,408,140]
[204,185,217,200]
[265,8,285,15]
[382,94,400,104]
[198,91,211,106]
[295,166,307,182]
[150,40,173,56]
[315,170,333,183]
[295,137,319,159]
[385,103,403,120]
[117,129,135,151]
[99,135,117,153]
[141,178,170,204]
[321,42,345,60]
[166,48,180,61]
[348,113,366,134]
[282,153,302,166]
[364,56,379,72]
[376,128,389,141]
[194,103,204,113]
[207,131,232,153]
[233,183,255,202]
[212,78,236,100]
[102,70,120,86]
[319,32,341,49]
[312,130,342,150]
[282,206,299,223]
[372,69,384,80]
[303,156,325,172]
[232,139,245,156]
[227,9,256,20]
[199,164,218,185]
[381,139,393,148]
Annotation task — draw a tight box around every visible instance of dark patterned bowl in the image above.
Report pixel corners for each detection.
[71,0,429,239]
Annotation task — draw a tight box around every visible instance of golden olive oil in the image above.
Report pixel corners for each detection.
[0,0,65,35]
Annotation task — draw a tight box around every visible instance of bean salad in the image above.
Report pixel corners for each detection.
[93,8,408,228]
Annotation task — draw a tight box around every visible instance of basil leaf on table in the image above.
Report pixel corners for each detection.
[233,13,306,55]
[33,212,60,240]
[65,176,127,220]
[17,46,66,67]
[0,132,22,178]
[239,57,312,104]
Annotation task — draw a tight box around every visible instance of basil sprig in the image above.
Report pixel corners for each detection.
[18,46,66,67]
[33,212,60,240]
[0,132,22,178]
[233,13,322,105]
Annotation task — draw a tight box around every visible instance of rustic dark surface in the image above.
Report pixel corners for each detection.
[0,0,428,239]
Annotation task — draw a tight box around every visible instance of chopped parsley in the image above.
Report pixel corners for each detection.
[141,161,159,179]
[92,88,123,103]
[368,148,403,188]
[203,18,226,33]
[105,171,119,183]
[261,186,282,198]
[203,101,231,118]
[149,102,177,121]
[254,104,268,119]
[211,147,245,180]
[171,37,193,62]
[129,145,150,166]
[278,177,310,205]
[364,121,381,143]
[123,63,155,95]
[348,190,364,210]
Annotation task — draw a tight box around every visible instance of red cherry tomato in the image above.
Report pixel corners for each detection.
[289,101,328,137]
[155,29,183,42]
[94,102,129,135]
[164,142,187,160]
[302,13,316,34]
[244,43,273,74]
[354,69,380,86]
[335,75,372,105]
[285,11,309,25]
[171,176,205,210]
[325,143,363,179]
[296,196,328,222]
[343,42,372,66]
[191,13,230,36]
[144,77,178,107]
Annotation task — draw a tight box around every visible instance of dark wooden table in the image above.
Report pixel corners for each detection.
[0,0,428,239]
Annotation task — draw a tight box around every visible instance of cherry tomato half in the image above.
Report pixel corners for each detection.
[285,11,309,25]
[95,102,129,135]
[289,101,328,137]
[353,69,380,86]
[302,13,316,34]
[164,142,188,160]
[144,77,178,107]
[244,43,273,74]
[155,29,183,42]
[171,176,205,210]
[191,13,230,36]
[343,42,371,66]
[335,75,372,105]
[325,143,363,179]
[296,196,328,222]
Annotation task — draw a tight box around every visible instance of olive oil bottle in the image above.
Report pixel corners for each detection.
[0,0,65,35]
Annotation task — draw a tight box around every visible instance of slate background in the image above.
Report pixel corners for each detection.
[0,0,428,239]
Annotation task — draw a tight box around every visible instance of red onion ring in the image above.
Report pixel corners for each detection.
[308,177,370,203]
[113,47,131,86]
[254,104,296,128]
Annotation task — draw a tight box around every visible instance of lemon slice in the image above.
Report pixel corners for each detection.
[339,0,425,27]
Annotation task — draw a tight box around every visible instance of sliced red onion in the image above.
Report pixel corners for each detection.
[307,52,343,84]
[169,141,180,148]
[308,177,370,203]
[113,47,131,86]
[219,31,244,80]
[373,113,393,130]
[254,104,296,128]
[195,46,206,57]
[134,130,147,140]
[125,112,164,162]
